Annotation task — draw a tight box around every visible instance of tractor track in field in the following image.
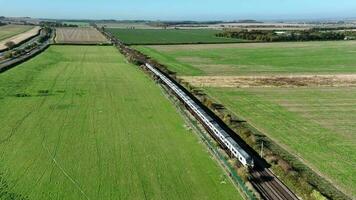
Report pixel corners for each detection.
[0,62,69,145]
[41,57,91,200]
[4,62,73,193]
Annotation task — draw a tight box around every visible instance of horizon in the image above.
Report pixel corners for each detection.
[1,0,356,21]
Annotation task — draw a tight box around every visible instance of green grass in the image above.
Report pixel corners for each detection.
[0,24,34,41]
[108,28,244,45]
[0,46,243,200]
[205,87,356,196]
[135,41,356,76]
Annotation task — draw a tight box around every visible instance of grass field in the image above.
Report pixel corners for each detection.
[135,41,356,76]
[0,24,34,41]
[205,87,356,195]
[108,29,244,45]
[55,27,109,44]
[0,46,242,199]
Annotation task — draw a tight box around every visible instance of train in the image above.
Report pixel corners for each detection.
[145,63,254,168]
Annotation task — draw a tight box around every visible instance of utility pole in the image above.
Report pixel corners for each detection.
[260,141,264,158]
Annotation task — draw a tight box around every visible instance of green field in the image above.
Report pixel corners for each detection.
[0,24,34,41]
[205,87,356,195]
[108,28,244,45]
[135,41,356,76]
[0,46,242,199]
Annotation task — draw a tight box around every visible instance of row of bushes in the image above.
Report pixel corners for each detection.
[39,21,78,28]
[216,29,347,42]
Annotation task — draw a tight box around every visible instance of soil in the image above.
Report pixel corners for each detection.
[180,74,356,88]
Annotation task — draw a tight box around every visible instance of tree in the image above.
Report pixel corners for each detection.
[5,41,15,50]
[3,51,13,59]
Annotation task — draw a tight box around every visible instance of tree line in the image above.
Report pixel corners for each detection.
[216,29,349,42]
[39,21,78,28]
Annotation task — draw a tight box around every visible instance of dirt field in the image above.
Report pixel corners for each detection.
[0,26,40,51]
[180,74,356,88]
[55,27,109,44]
[145,41,356,52]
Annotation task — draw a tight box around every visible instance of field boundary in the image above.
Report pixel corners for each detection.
[52,43,112,46]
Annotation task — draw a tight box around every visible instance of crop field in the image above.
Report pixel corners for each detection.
[0,24,34,41]
[0,25,40,51]
[108,28,244,45]
[135,41,356,76]
[205,87,356,195]
[0,45,242,199]
[55,27,109,44]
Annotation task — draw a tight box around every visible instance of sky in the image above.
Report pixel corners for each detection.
[0,0,356,21]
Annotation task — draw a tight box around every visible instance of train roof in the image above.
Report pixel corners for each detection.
[226,137,250,159]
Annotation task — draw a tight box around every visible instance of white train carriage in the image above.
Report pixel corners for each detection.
[145,63,254,168]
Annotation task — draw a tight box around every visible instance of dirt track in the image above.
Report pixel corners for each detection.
[180,74,356,88]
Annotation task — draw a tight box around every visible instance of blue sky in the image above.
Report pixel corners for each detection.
[0,0,355,21]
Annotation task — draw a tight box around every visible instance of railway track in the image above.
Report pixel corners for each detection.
[250,167,299,200]
[144,62,299,200]
[101,29,300,200]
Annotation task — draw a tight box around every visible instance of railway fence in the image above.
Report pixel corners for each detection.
[197,121,257,200]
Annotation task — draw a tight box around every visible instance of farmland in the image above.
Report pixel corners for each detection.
[135,41,356,76]
[0,24,34,41]
[0,45,242,199]
[55,27,109,44]
[107,28,244,45]
[205,87,356,195]
[135,40,356,196]
[0,25,40,51]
